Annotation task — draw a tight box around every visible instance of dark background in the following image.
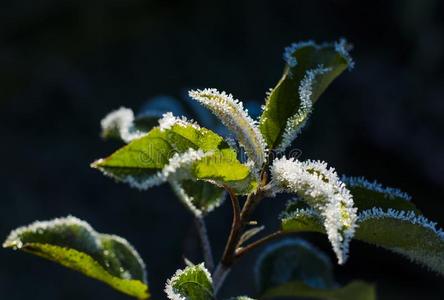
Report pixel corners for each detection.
[1,0,443,299]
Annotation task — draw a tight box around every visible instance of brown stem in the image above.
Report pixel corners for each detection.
[234,230,284,260]
[220,185,241,266]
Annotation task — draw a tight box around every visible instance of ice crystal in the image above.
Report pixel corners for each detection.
[164,263,212,300]
[342,176,412,201]
[277,66,332,152]
[189,88,267,170]
[271,157,358,264]
[100,107,145,143]
[114,149,209,191]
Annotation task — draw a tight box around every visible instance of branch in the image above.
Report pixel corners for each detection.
[194,216,215,271]
[234,230,284,260]
[220,185,241,266]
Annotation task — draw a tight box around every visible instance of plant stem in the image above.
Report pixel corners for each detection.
[195,216,215,272]
[234,230,284,260]
[220,186,241,267]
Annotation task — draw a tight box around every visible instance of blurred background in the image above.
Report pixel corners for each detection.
[1,0,443,299]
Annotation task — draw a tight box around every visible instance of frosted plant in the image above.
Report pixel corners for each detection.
[4,39,443,300]
[270,157,357,264]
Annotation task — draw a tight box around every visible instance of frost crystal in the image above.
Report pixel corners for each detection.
[277,66,332,152]
[116,149,209,191]
[271,157,358,264]
[100,107,145,143]
[189,88,267,170]
[283,39,354,70]
[158,112,201,131]
[358,207,444,239]
[165,263,212,300]
[342,176,412,201]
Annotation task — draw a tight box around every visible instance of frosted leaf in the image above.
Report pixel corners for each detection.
[165,263,213,300]
[121,149,209,191]
[157,112,199,132]
[100,107,146,143]
[189,88,267,171]
[283,39,354,70]
[277,66,332,152]
[271,157,358,264]
[341,176,412,201]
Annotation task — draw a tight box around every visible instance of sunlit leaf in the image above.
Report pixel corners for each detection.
[165,263,213,300]
[3,216,149,299]
[259,39,353,150]
[92,114,257,194]
[189,89,267,170]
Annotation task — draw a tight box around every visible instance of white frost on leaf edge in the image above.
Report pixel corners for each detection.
[342,176,412,201]
[358,207,444,239]
[189,88,267,171]
[3,215,148,283]
[165,263,213,300]
[276,65,332,152]
[170,180,225,217]
[100,107,146,143]
[158,112,201,132]
[115,149,210,191]
[283,38,354,70]
[270,157,358,264]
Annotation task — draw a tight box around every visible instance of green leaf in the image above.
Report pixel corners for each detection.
[261,280,376,300]
[226,297,255,300]
[280,205,444,275]
[189,89,267,169]
[342,176,418,213]
[259,40,353,150]
[255,238,336,292]
[165,263,213,300]
[170,179,225,216]
[92,116,257,194]
[3,216,149,299]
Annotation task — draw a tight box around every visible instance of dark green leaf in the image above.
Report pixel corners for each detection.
[255,238,336,292]
[261,280,375,300]
[280,205,444,275]
[259,40,353,150]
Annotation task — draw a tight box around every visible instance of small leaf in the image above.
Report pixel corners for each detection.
[165,263,213,300]
[281,205,444,275]
[170,179,225,216]
[3,216,149,299]
[189,89,267,170]
[255,238,335,292]
[342,176,418,213]
[260,39,353,150]
[237,226,265,248]
[101,107,146,143]
[261,280,376,300]
[271,157,357,264]
[92,114,257,194]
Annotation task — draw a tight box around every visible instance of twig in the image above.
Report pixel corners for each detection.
[234,231,284,260]
[195,216,215,271]
[220,185,241,266]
